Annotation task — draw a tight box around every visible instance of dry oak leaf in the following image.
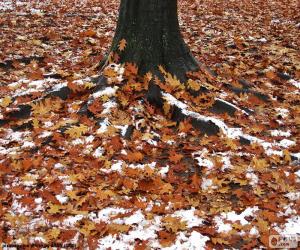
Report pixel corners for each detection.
[118,38,127,51]
[125,62,138,76]
[169,151,183,164]
[158,230,176,247]
[108,224,130,234]
[162,216,187,233]
[79,220,96,237]
[187,79,201,91]
[47,203,63,214]
[65,124,89,138]
[46,228,61,241]
[103,67,118,78]
[125,151,144,163]
[0,96,12,108]
[31,98,60,115]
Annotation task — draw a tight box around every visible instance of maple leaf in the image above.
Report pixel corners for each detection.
[65,124,89,138]
[118,38,127,51]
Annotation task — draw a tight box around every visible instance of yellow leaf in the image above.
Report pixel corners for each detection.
[66,190,80,201]
[108,223,130,234]
[46,228,61,240]
[79,220,96,237]
[65,124,89,138]
[187,79,201,91]
[84,82,96,89]
[163,102,171,115]
[32,118,39,128]
[118,39,127,51]
[47,203,62,214]
[0,96,12,108]
[251,157,268,172]
[158,65,167,75]
[211,237,230,245]
[162,216,187,233]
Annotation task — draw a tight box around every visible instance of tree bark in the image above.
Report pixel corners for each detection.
[108,0,199,81]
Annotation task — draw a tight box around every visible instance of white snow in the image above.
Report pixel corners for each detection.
[289,79,300,89]
[270,130,291,137]
[249,227,259,236]
[221,206,259,226]
[201,178,213,190]
[163,92,300,159]
[92,86,118,99]
[275,216,300,235]
[163,231,209,250]
[214,216,232,233]
[93,147,104,158]
[97,117,110,133]
[172,208,204,228]
[95,207,129,223]
[55,194,69,204]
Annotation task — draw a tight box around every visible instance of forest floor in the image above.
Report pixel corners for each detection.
[0,0,299,249]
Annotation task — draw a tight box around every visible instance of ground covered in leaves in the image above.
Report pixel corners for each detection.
[0,0,299,249]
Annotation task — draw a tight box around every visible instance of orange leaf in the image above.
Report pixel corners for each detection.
[169,151,183,163]
[118,39,127,51]
[126,151,144,163]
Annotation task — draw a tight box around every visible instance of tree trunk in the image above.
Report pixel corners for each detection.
[108,0,199,82]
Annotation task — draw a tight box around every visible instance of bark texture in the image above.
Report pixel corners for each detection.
[109,0,199,81]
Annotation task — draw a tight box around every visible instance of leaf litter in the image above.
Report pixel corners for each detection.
[0,0,299,249]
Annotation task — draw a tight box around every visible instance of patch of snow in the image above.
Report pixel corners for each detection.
[22,141,35,148]
[285,192,300,201]
[193,149,214,170]
[102,100,117,114]
[97,118,110,133]
[276,108,289,118]
[54,163,65,170]
[92,86,118,99]
[95,207,128,223]
[115,125,129,137]
[93,147,104,158]
[201,178,213,190]
[216,98,249,115]
[173,208,204,228]
[163,231,209,250]
[56,194,68,204]
[38,131,53,138]
[221,207,259,226]
[214,216,232,233]
[246,172,259,186]
[62,215,84,227]
[159,165,169,177]
[85,135,95,143]
[128,162,156,170]
[71,138,84,145]
[249,227,259,236]
[34,198,42,204]
[270,130,291,137]
[278,139,295,148]
[289,79,300,89]
[43,121,54,128]
[274,216,300,235]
